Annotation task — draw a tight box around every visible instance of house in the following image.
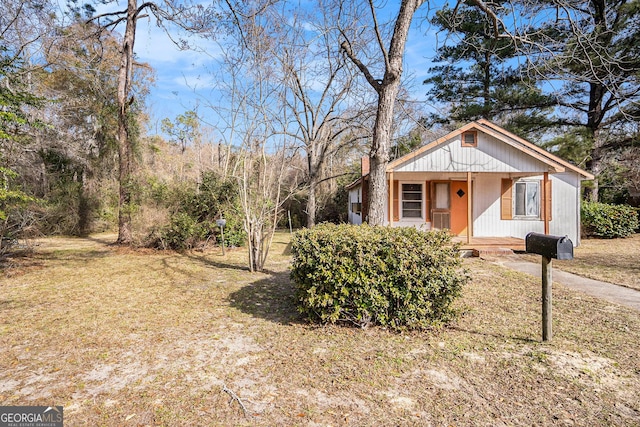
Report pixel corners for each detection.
[347,120,593,248]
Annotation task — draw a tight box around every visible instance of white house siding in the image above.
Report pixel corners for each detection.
[473,172,582,245]
[473,174,511,237]
[348,186,363,225]
[549,173,581,246]
[394,133,551,174]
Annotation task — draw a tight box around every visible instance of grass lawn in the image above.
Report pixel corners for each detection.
[1,232,639,426]
[518,234,640,291]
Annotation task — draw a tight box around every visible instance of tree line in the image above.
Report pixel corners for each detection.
[1,0,638,270]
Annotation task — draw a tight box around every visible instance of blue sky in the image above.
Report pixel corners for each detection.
[126,2,444,136]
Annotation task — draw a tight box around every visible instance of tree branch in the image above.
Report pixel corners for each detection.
[340,41,382,93]
[222,384,252,418]
[367,0,390,68]
[87,9,129,23]
[466,0,501,38]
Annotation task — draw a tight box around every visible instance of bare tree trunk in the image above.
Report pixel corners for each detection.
[368,80,399,225]
[585,77,607,202]
[116,0,137,244]
[341,0,424,226]
[586,128,604,202]
[307,178,317,228]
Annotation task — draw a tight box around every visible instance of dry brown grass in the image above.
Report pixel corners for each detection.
[1,232,639,426]
[519,234,640,291]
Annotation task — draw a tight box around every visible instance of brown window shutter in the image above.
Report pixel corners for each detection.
[393,180,399,221]
[501,178,513,220]
[425,181,431,222]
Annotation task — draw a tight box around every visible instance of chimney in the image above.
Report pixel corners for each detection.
[361,156,370,176]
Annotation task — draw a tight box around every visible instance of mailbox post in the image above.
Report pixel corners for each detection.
[525,232,574,342]
[216,218,227,256]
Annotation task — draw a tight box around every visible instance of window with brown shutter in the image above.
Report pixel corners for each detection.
[514,181,540,217]
[401,183,422,219]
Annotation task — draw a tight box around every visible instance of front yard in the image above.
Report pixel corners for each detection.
[1,233,639,426]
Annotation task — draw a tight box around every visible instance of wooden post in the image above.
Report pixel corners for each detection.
[543,172,549,234]
[466,172,472,244]
[388,172,394,227]
[542,256,552,341]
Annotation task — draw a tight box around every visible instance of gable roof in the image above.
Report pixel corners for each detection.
[345,175,364,190]
[387,120,594,179]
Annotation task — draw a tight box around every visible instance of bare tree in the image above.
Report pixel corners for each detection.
[88,0,221,244]
[339,0,427,226]
[209,9,301,272]
[269,5,372,227]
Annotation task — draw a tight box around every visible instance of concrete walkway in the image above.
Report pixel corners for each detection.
[498,260,640,312]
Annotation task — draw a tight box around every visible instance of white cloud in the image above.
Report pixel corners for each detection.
[134,18,222,66]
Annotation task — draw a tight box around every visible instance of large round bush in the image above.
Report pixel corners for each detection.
[290,224,468,330]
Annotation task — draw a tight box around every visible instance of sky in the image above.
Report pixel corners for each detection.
[117,1,445,137]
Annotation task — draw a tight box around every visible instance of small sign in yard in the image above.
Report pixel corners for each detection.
[217,218,227,256]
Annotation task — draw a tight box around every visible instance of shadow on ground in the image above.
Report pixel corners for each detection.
[447,325,538,344]
[228,270,303,325]
[181,252,250,273]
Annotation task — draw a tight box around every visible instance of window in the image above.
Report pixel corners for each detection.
[401,183,423,218]
[431,182,451,229]
[351,202,362,214]
[514,181,539,217]
[434,183,450,210]
[461,131,477,147]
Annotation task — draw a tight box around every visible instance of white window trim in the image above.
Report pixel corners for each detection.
[399,181,425,220]
[513,180,540,220]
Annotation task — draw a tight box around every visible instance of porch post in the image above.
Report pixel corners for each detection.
[467,172,472,244]
[388,171,394,227]
[543,172,549,234]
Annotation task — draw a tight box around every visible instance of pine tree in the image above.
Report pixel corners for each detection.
[424,1,554,137]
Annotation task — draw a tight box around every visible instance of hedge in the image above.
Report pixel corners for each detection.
[290,224,468,330]
[581,201,638,238]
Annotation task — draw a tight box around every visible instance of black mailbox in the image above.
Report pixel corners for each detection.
[525,232,574,260]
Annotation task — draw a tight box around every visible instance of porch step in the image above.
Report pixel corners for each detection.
[472,247,515,257]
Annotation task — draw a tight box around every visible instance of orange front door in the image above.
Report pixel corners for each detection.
[450,181,468,236]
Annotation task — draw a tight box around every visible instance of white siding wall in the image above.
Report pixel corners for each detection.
[395,133,550,174]
[473,172,581,245]
[549,173,581,246]
[348,186,363,225]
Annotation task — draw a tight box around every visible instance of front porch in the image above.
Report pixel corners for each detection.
[452,236,525,257]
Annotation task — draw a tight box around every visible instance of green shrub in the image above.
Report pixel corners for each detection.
[581,201,639,238]
[144,173,246,249]
[290,224,468,330]
[159,212,205,250]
